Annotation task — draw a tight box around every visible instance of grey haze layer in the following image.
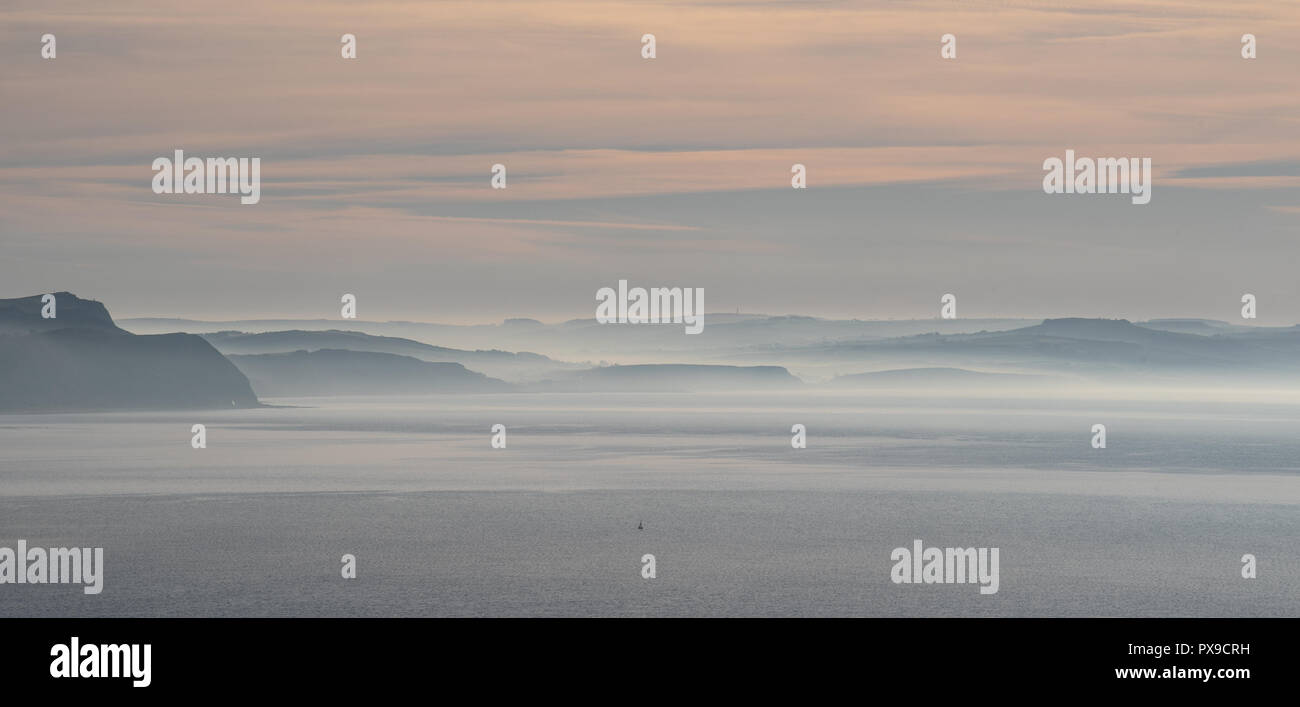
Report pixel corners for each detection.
[122,312,1300,387]
[10,289,1300,406]
[123,314,1044,363]
[0,293,811,408]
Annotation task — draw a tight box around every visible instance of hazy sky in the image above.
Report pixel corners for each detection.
[2,0,1298,323]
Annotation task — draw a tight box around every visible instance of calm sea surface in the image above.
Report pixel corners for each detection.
[1,392,1297,616]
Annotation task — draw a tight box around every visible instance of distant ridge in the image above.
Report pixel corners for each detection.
[201,329,578,382]
[1025,318,1184,343]
[228,349,513,396]
[723,316,1300,382]
[1137,318,1267,335]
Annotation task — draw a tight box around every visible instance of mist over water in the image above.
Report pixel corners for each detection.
[2,391,1296,617]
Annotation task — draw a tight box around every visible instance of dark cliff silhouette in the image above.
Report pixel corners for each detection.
[0,293,258,412]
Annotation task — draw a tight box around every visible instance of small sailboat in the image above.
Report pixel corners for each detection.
[637,521,643,530]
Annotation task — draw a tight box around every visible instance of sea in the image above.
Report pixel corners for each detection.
[1,391,1296,617]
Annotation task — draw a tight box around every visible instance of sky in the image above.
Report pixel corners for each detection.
[2,0,1298,324]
